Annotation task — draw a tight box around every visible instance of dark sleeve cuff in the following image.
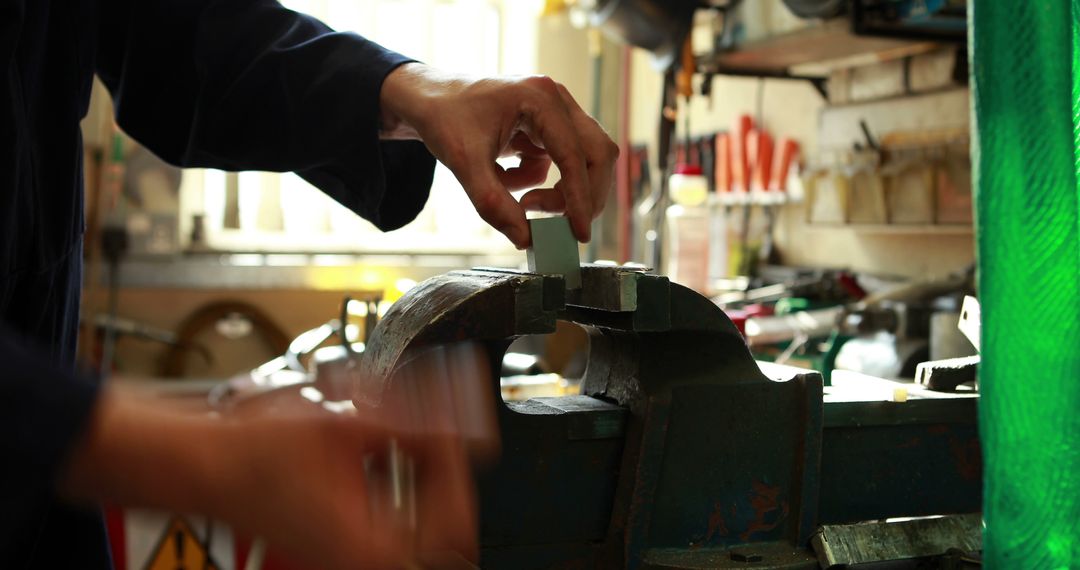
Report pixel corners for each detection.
[293,53,437,232]
[299,140,436,232]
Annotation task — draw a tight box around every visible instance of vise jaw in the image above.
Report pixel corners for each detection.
[355,264,824,569]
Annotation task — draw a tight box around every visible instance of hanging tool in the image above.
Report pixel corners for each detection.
[759,137,800,266]
[733,114,755,276]
[640,54,681,269]
[628,146,652,263]
[715,132,733,196]
[733,114,754,195]
[750,130,774,194]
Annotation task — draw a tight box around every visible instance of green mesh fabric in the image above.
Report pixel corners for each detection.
[970,1,1080,568]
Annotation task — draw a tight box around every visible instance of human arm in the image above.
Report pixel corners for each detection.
[96,0,435,231]
[61,387,478,569]
[96,0,618,247]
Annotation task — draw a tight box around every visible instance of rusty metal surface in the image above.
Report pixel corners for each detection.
[817,393,982,527]
[637,372,825,556]
[565,264,648,312]
[642,542,818,569]
[354,270,559,404]
[819,423,981,525]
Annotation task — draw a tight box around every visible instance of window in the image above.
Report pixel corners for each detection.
[179,0,541,254]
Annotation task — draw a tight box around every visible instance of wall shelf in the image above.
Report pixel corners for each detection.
[804,223,973,235]
[698,18,940,84]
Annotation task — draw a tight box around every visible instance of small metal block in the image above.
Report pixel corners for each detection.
[526,217,581,289]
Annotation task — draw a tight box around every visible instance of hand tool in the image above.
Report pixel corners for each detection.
[759,137,799,266]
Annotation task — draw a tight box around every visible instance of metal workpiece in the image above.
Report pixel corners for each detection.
[353,264,982,569]
[526,216,582,289]
[564,265,673,332]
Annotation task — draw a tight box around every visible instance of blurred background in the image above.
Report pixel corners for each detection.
[80,2,994,567]
[79,0,974,398]
[77,2,1080,568]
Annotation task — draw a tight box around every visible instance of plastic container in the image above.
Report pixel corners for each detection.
[669,164,708,207]
[664,204,710,293]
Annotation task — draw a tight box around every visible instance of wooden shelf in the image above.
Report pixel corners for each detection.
[698,18,939,80]
[805,223,973,235]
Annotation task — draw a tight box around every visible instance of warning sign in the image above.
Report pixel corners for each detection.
[144,516,222,570]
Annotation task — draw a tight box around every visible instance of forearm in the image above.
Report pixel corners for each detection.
[54,382,481,568]
[60,388,232,518]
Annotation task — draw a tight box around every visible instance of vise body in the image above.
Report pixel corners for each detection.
[354,265,981,569]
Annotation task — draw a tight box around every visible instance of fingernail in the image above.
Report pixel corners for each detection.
[518,226,532,248]
[576,220,590,243]
[505,225,529,249]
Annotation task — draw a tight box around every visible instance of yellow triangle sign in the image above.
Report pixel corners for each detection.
[144,516,221,570]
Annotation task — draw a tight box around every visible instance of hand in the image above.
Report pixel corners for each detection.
[380,63,618,248]
[215,412,478,569]
[62,389,478,570]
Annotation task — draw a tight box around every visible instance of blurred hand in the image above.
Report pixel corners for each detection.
[62,389,478,570]
[380,63,618,248]
[217,412,478,569]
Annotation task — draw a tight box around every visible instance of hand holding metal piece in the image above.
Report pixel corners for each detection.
[379,63,617,248]
[213,338,493,568]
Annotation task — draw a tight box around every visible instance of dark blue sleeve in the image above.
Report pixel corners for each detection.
[95,0,435,231]
[0,327,101,542]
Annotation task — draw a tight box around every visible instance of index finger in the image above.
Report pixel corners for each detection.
[448,154,531,249]
[555,82,617,217]
[518,77,593,242]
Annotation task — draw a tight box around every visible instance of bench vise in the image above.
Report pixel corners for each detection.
[354,265,981,569]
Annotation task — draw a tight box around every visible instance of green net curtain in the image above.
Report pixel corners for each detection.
[970,1,1080,568]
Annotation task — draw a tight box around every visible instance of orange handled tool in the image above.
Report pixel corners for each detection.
[715,133,733,194]
[769,138,800,193]
[751,129,774,193]
[733,114,754,193]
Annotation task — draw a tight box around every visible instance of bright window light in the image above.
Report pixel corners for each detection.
[179,0,531,255]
